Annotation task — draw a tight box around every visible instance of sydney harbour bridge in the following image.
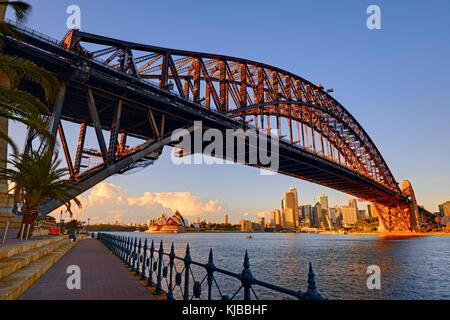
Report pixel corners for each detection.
[3,20,436,233]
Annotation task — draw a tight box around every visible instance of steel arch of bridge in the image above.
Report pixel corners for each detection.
[3,21,433,232]
[64,30,398,195]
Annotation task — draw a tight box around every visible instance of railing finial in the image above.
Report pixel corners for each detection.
[208,248,214,264]
[243,250,250,270]
[186,243,190,255]
[303,262,325,300]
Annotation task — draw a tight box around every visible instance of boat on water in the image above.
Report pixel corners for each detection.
[246,235,254,239]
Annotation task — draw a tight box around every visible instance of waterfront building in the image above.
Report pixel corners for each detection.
[195,216,200,224]
[300,205,312,226]
[311,202,322,228]
[438,200,450,217]
[317,194,332,228]
[290,187,300,227]
[318,194,329,213]
[281,188,299,228]
[270,210,276,226]
[349,198,358,210]
[252,221,264,232]
[367,204,372,217]
[271,209,282,230]
[224,214,229,225]
[146,210,187,233]
[257,216,265,228]
[240,219,253,232]
[329,207,337,226]
[335,210,343,227]
[341,206,357,226]
[357,210,367,220]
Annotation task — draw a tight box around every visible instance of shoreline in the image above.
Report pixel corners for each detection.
[319,231,450,236]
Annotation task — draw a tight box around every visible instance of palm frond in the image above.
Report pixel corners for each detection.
[0,150,82,210]
[0,128,18,154]
[0,55,59,102]
[0,1,31,22]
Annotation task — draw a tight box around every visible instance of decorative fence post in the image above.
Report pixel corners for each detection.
[154,240,164,295]
[206,249,215,300]
[167,243,176,300]
[96,234,326,300]
[131,238,137,272]
[147,240,155,287]
[140,239,147,280]
[136,239,142,276]
[126,237,131,267]
[241,251,254,300]
[183,244,192,300]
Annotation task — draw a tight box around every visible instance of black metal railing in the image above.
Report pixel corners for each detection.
[97,232,325,300]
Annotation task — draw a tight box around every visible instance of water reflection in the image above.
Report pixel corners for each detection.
[112,232,450,300]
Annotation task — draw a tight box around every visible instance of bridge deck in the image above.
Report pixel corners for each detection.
[19,238,156,300]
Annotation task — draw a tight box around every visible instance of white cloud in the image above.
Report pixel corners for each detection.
[128,191,223,216]
[50,182,224,223]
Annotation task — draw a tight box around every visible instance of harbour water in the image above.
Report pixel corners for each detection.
[112,232,450,300]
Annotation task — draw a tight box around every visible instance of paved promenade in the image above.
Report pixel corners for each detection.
[19,238,156,300]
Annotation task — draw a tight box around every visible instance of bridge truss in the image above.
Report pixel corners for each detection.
[3,21,435,232]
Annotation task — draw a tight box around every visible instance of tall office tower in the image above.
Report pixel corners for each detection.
[270,210,276,226]
[257,216,265,228]
[312,202,322,228]
[317,194,329,213]
[367,204,372,217]
[341,206,358,226]
[289,187,300,227]
[273,209,282,226]
[281,189,299,228]
[349,198,358,210]
[317,193,331,229]
[301,205,312,226]
[439,200,450,217]
[329,207,337,226]
[195,216,200,224]
[224,214,229,224]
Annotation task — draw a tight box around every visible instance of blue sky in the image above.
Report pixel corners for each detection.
[6,0,450,223]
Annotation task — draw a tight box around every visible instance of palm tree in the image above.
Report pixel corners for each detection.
[0,1,59,152]
[0,150,82,236]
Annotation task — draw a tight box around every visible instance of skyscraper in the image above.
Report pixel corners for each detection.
[224,214,229,225]
[257,216,265,228]
[317,194,331,229]
[439,200,450,217]
[281,188,299,228]
[318,194,329,213]
[300,205,312,226]
[341,206,358,226]
[290,187,300,227]
[274,209,282,228]
[367,204,372,217]
[312,202,322,228]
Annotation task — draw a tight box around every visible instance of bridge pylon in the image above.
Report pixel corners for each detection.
[371,180,421,233]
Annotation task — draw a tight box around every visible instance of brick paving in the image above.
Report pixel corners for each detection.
[19,238,156,300]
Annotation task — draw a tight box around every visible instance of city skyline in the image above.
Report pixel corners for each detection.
[5,0,450,224]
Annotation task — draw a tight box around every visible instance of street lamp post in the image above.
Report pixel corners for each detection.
[59,210,63,233]
[87,218,90,236]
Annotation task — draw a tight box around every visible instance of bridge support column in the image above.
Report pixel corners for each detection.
[371,180,421,233]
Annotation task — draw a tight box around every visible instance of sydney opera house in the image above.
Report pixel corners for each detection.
[145,210,187,233]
